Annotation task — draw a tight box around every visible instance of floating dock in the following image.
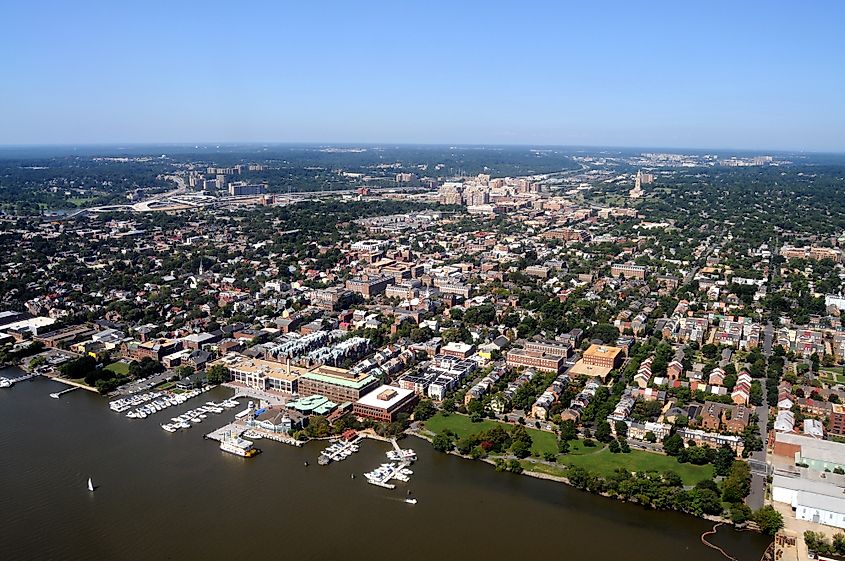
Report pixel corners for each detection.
[49,387,79,399]
[205,422,244,443]
[242,429,302,447]
[319,435,363,465]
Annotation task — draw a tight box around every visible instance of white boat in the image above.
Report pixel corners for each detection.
[87,477,94,492]
[404,498,417,505]
[220,436,259,458]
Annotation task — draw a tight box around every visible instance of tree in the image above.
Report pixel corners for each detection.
[644,431,657,443]
[614,421,628,438]
[206,364,228,384]
[559,419,577,442]
[432,433,454,453]
[730,503,752,524]
[662,433,684,456]
[510,438,531,459]
[456,436,476,455]
[413,400,436,421]
[722,461,751,503]
[714,446,736,477]
[608,439,621,453]
[752,505,784,535]
[60,355,97,380]
[595,420,612,443]
[590,323,619,344]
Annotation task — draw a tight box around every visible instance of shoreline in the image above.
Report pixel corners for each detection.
[406,429,735,527]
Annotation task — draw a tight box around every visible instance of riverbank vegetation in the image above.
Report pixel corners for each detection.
[421,410,766,526]
[804,529,845,556]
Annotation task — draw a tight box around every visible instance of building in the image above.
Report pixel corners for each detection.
[583,344,623,368]
[345,276,393,298]
[441,341,475,359]
[610,263,647,280]
[830,404,845,437]
[298,368,380,403]
[773,473,845,529]
[677,427,744,456]
[438,182,464,205]
[312,287,353,311]
[523,339,572,359]
[228,182,267,197]
[353,385,418,422]
[567,344,623,381]
[774,432,845,472]
[222,355,300,394]
[506,348,565,373]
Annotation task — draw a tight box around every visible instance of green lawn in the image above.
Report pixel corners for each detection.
[819,369,845,384]
[551,447,713,486]
[104,362,130,375]
[68,196,96,207]
[424,413,559,455]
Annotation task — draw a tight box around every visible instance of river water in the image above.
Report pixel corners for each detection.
[0,371,770,561]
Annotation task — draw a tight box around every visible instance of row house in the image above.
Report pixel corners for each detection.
[491,369,539,414]
[731,371,753,405]
[677,427,745,457]
[464,367,505,406]
[530,373,571,420]
[634,357,654,389]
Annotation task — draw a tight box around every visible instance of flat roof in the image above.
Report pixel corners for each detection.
[777,432,845,465]
[301,371,377,390]
[226,356,299,382]
[356,384,415,410]
[583,344,623,358]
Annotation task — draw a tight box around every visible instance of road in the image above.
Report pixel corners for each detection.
[747,320,774,510]
[680,230,725,286]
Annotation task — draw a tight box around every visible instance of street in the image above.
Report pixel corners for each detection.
[747,321,774,510]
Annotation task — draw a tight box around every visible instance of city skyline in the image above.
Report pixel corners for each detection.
[2,1,844,151]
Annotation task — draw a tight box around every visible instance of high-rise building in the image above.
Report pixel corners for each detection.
[438,182,464,205]
[228,182,267,197]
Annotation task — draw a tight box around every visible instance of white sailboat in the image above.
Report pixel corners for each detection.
[87,477,94,492]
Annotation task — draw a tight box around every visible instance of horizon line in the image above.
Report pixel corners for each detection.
[0,141,843,156]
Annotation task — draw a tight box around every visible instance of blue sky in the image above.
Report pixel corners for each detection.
[1,1,843,151]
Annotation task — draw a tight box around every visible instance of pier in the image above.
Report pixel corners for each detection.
[319,435,363,464]
[242,429,302,447]
[205,422,245,443]
[49,387,79,399]
[0,371,40,388]
[364,460,411,489]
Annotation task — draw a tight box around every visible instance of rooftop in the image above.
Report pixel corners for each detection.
[356,384,414,409]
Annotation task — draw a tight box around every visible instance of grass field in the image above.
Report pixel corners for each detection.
[424,413,559,455]
[551,447,714,485]
[68,197,96,207]
[104,362,130,376]
[820,368,845,384]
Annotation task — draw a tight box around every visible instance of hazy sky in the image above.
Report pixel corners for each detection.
[2,1,844,151]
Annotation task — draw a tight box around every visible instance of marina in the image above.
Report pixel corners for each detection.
[160,399,240,433]
[111,387,217,419]
[363,440,417,489]
[0,371,39,388]
[0,374,771,561]
[317,434,363,465]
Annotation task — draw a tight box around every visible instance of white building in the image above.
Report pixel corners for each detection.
[773,474,845,529]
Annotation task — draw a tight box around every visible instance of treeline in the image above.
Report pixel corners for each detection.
[432,423,535,460]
